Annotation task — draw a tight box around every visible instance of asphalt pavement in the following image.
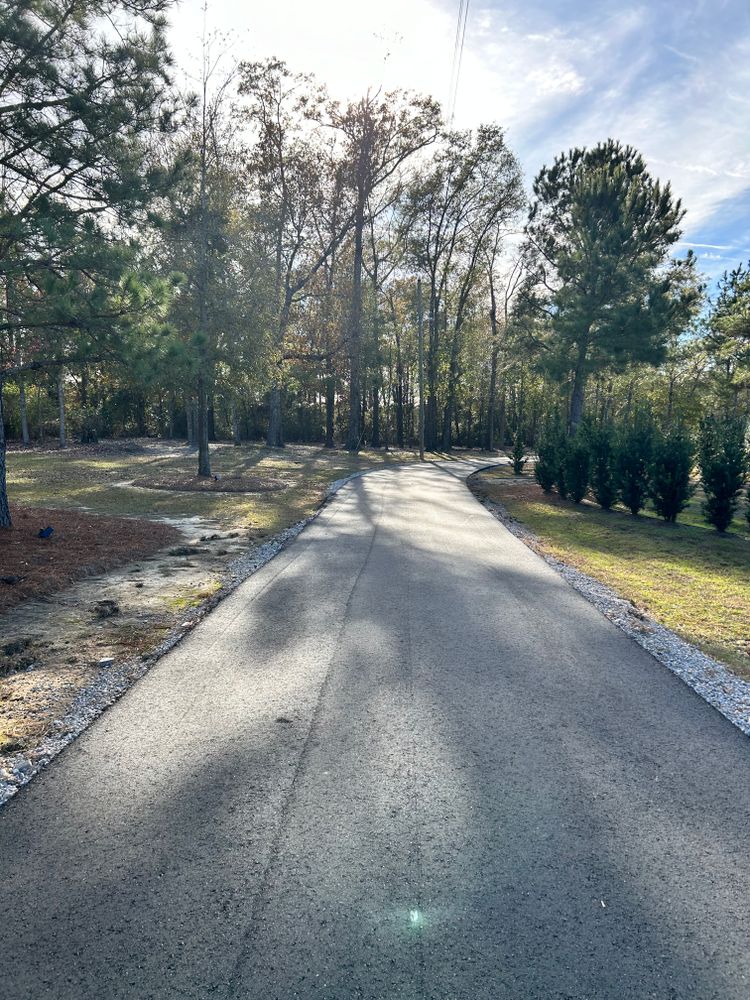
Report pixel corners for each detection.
[1,459,749,1000]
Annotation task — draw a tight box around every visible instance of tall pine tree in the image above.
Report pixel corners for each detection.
[0,0,176,526]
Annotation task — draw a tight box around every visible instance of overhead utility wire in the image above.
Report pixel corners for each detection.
[447,0,470,126]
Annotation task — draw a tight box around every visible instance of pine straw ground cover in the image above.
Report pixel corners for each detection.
[472,469,750,679]
[0,505,179,614]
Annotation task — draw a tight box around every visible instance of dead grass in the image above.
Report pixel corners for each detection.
[0,505,179,614]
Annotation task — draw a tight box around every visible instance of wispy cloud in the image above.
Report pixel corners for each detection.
[168,0,750,281]
[663,44,699,63]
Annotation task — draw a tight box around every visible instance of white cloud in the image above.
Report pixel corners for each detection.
[167,0,750,252]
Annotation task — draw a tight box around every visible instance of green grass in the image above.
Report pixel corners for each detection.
[476,470,750,678]
[6,440,416,534]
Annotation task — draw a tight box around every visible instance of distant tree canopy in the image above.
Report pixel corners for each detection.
[1,17,748,529]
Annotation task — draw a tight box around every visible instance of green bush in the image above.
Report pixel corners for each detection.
[549,419,569,498]
[564,433,590,503]
[534,421,559,493]
[586,423,618,510]
[79,409,101,444]
[616,417,654,516]
[534,441,556,492]
[649,427,695,522]
[508,432,527,475]
[699,414,748,532]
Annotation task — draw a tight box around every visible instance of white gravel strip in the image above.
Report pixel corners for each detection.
[476,490,750,739]
[0,470,370,807]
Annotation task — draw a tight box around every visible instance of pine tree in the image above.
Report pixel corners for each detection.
[524,140,699,430]
[509,432,527,474]
[616,416,654,516]
[586,423,618,510]
[534,429,557,493]
[706,262,750,407]
[649,427,695,523]
[564,432,590,503]
[0,0,176,527]
[698,415,748,532]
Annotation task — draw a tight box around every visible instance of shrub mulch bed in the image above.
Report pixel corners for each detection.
[0,505,180,613]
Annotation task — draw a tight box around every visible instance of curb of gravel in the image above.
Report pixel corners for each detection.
[472,484,750,739]
[0,468,373,807]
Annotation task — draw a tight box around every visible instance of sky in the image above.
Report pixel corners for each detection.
[168,0,750,286]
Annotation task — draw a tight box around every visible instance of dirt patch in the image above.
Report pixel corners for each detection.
[131,474,286,494]
[472,475,547,505]
[0,506,180,613]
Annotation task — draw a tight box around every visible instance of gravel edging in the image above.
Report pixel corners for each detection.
[475,488,750,738]
[0,469,371,807]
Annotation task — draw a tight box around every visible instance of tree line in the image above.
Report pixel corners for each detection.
[1,0,749,528]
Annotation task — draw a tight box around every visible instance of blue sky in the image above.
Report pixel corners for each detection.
[171,0,750,286]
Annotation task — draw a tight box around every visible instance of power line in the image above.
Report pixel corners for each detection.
[447,0,465,113]
[447,0,470,127]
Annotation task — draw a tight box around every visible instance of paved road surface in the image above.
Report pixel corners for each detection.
[1,460,749,999]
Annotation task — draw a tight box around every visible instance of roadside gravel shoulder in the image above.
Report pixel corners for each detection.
[473,484,750,738]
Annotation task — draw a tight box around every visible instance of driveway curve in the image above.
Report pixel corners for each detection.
[1,459,749,1000]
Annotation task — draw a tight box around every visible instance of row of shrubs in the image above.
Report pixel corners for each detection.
[520,413,749,532]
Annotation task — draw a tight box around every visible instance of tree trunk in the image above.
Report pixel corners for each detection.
[371,382,380,448]
[167,393,175,439]
[497,378,507,449]
[486,350,498,452]
[207,395,216,442]
[395,334,405,448]
[569,339,589,433]
[425,295,439,452]
[441,325,461,451]
[36,384,44,442]
[267,385,284,448]
[486,279,499,451]
[230,399,241,445]
[18,378,30,446]
[325,368,335,449]
[186,397,195,447]
[346,192,365,452]
[136,392,147,437]
[197,372,211,476]
[57,373,67,449]
[0,382,10,528]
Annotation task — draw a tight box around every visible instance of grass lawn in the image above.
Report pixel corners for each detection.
[5,438,416,534]
[473,468,750,679]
